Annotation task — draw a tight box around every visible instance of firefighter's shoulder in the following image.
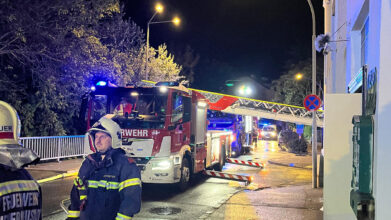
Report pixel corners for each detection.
[113,150,136,165]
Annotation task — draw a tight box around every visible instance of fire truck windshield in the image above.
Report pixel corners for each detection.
[111,92,167,129]
[91,88,168,129]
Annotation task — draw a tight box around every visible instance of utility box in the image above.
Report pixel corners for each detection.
[350,115,375,219]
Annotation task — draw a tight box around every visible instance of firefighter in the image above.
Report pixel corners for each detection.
[0,101,41,219]
[67,117,141,220]
[114,97,134,117]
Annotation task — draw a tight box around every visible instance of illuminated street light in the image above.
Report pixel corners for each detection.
[155,3,164,13]
[172,17,181,26]
[146,3,180,80]
[295,73,303,80]
[238,85,252,96]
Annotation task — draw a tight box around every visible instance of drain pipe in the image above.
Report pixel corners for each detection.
[320,0,332,188]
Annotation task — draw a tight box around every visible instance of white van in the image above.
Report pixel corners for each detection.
[261,125,277,140]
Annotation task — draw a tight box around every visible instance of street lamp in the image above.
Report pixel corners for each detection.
[238,85,252,96]
[295,73,304,80]
[304,0,318,189]
[146,3,180,80]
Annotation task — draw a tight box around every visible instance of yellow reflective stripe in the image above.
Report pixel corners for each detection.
[98,180,107,187]
[80,195,87,200]
[67,210,80,218]
[0,180,39,197]
[116,212,132,220]
[74,177,83,186]
[88,180,120,189]
[87,180,99,188]
[74,177,86,190]
[119,178,141,192]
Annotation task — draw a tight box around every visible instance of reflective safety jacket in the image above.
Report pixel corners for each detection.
[0,165,42,220]
[68,149,141,220]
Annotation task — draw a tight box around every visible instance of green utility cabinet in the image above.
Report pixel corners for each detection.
[350,115,375,219]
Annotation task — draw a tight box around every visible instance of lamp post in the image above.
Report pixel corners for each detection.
[305,0,318,189]
[146,3,180,80]
[293,0,317,188]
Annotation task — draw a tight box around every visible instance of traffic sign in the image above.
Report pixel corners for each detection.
[303,94,321,111]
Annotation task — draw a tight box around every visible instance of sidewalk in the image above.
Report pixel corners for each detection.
[27,158,83,180]
[206,148,323,219]
[206,184,323,220]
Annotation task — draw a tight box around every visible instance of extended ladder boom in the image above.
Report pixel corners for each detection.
[142,80,324,127]
[190,88,323,127]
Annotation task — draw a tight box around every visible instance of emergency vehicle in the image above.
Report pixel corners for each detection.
[207,110,245,157]
[82,81,232,190]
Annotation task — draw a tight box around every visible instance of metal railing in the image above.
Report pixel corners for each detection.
[20,135,86,161]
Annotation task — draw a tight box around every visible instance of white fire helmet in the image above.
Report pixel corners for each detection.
[86,117,122,152]
[0,100,22,145]
[0,100,39,168]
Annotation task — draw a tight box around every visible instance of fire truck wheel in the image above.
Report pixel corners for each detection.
[177,157,190,191]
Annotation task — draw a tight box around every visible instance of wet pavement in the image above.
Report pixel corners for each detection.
[28,140,323,219]
[202,140,322,220]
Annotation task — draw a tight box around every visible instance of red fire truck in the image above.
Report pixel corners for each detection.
[83,81,232,190]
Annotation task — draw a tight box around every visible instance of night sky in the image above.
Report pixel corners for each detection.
[124,0,324,91]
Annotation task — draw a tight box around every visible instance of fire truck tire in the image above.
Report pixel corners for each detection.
[177,157,190,191]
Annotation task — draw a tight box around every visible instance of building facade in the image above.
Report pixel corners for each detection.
[323,0,391,219]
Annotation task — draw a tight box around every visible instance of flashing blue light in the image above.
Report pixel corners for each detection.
[96,81,107,86]
[289,163,295,167]
[90,86,96,91]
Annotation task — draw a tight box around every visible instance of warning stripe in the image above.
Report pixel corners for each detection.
[203,170,252,182]
[0,132,13,139]
[226,158,264,168]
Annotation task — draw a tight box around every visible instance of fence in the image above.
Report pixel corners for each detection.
[20,135,86,161]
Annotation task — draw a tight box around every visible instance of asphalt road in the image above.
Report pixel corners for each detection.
[36,140,312,219]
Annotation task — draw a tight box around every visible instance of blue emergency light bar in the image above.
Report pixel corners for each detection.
[96,81,107,86]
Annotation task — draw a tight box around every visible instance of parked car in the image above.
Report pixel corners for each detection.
[261,125,277,140]
[278,129,308,154]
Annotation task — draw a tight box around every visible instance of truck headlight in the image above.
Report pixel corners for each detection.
[271,132,276,137]
[152,160,171,170]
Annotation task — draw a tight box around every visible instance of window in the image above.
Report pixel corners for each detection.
[89,95,108,125]
[171,93,184,123]
[361,18,369,66]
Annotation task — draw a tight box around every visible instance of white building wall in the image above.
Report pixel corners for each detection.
[374,0,391,219]
[323,94,361,220]
[330,0,348,93]
[326,0,391,219]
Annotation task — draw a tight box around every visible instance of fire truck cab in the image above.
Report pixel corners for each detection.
[83,82,231,190]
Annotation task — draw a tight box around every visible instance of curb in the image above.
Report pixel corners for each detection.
[37,171,78,184]
[267,160,312,170]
